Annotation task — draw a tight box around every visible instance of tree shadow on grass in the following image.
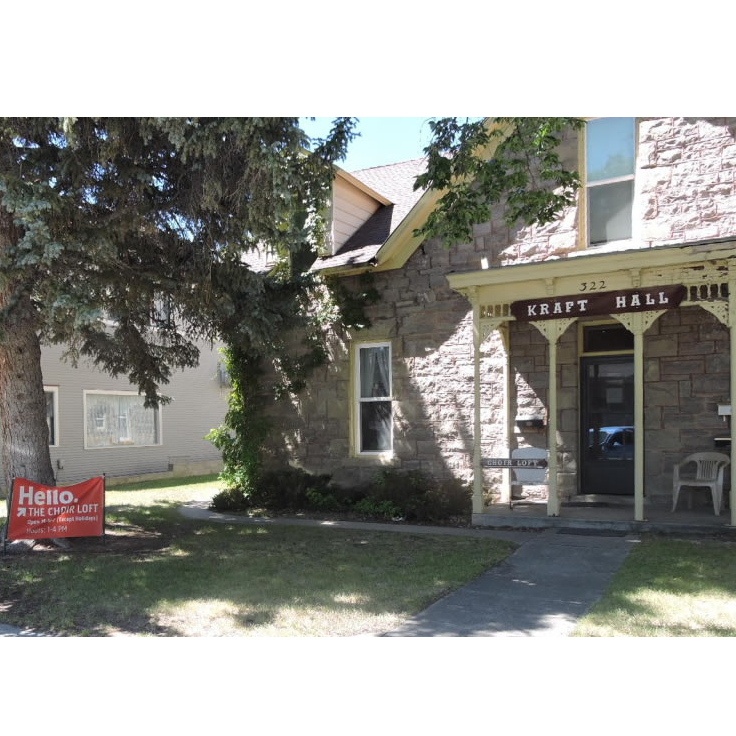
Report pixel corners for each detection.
[0,501,514,637]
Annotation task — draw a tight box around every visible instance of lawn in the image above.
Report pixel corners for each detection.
[0,475,514,636]
[574,537,736,637]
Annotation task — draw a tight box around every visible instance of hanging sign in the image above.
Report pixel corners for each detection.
[511,285,686,322]
[5,476,105,542]
[481,457,548,468]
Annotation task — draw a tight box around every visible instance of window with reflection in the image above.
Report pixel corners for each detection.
[586,118,635,246]
[357,343,392,453]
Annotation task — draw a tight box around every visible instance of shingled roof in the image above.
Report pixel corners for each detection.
[311,157,427,272]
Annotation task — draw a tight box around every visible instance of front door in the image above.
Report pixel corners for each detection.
[580,355,635,495]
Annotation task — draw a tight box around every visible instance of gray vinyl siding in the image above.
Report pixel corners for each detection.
[4,342,228,485]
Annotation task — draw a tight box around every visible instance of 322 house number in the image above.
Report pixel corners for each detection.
[579,280,606,292]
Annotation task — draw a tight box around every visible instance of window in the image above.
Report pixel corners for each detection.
[84,390,162,448]
[355,343,392,454]
[582,323,634,353]
[586,118,635,246]
[44,386,59,447]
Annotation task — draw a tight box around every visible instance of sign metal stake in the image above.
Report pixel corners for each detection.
[102,473,107,547]
[2,477,14,555]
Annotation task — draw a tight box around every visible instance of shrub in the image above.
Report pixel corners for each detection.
[210,486,251,512]
[369,468,428,519]
[250,467,333,510]
[304,488,345,512]
[353,497,401,520]
[425,477,473,519]
[367,469,472,522]
[211,464,472,522]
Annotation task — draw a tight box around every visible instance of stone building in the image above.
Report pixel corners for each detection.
[264,118,736,528]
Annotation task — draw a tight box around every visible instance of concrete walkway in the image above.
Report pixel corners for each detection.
[0,623,50,637]
[179,504,635,637]
[178,503,532,544]
[386,529,635,636]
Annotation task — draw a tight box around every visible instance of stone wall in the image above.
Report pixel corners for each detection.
[644,306,730,497]
[637,118,736,246]
[263,243,482,487]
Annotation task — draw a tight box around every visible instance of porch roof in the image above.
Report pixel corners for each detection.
[449,237,736,290]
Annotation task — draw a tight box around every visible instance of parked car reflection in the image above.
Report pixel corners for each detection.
[588,426,634,460]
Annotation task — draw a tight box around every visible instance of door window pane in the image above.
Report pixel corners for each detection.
[581,357,635,495]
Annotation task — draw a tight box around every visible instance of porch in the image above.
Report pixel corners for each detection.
[447,238,736,529]
[473,496,735,534]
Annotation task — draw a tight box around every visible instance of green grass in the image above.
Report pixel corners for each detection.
[574,538,736,637]
[1,474,514,636]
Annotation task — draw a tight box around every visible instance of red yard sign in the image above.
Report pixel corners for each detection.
[6,476,105,541]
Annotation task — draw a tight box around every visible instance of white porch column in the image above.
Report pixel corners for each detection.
[530,318,576,517]
[548,337,560,517]
[613,310,665,522]
[500,324,512,504]
[633,328,645,522]
[471,290,483,514]
[466,287,512,514]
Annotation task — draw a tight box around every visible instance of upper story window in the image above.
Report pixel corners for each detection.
[586,118,635,247]
[355,343,393,454]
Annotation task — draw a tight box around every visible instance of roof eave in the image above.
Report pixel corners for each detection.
[371,119,511,273]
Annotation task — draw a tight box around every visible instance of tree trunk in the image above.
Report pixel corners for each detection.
[0,291,56,492]
[0,206,55,494]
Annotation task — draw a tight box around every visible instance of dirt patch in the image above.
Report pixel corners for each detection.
[247,508,475,528]
[4,524,169,556]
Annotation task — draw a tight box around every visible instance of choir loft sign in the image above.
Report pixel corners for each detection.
[510,285,686,322]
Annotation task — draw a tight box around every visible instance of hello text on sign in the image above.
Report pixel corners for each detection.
[510,285,686,322]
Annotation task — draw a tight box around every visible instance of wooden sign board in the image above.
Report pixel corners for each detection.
[481,458,548,469]
[511,285,686,322]
[5,476,105,543]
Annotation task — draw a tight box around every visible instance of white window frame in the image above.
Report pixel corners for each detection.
[44,385,60,448]
[584,117,637,249]
[83,389,163,450]
[354,341,393,456]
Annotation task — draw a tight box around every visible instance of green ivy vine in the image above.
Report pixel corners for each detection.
[208,267,380,503]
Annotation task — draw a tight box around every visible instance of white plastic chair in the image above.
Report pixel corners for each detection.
[672,452,730,515]
[510,447,548,509]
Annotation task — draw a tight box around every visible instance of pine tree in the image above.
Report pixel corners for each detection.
[0,117,355,490]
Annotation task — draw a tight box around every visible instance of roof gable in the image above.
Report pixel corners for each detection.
[311,157,428,273]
